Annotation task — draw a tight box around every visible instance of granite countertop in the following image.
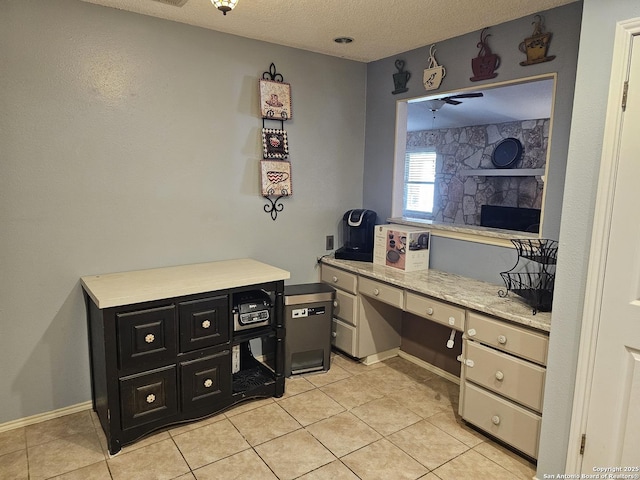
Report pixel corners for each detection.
[321,256,551,332]
[81,258,290,309]
[387,217,538,241]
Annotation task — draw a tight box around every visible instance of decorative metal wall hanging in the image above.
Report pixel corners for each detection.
[260,160,292,221]
[259,64,292,120]
[519,15,555,66]
[392,59,411,94]
[261,128,289,159]
[259,63,292,221]
[423,44,446,91]
[470,27,500,82]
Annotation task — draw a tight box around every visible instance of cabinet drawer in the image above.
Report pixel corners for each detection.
[321,265,358,294]
[331,318,357,357]
[466,312,549,365]
[117,305,177,371]
[334,289,357,326]
[465,341,546,412]
[178,296,230,353]
[120,365,178,430]
[180,350,231,412]
[358,277,404,309]
[463,382,541,459]
[405,292,465,331]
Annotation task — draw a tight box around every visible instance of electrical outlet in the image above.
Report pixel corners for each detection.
[326,235,334,250]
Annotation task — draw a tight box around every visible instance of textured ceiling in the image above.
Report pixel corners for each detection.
[80,0,577,62]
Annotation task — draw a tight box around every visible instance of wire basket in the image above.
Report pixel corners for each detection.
[510,238,558,265]
[499,271,555,313]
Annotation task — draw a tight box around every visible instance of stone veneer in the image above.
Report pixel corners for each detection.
[406,119,549,227]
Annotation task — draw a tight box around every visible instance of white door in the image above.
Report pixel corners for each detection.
[581,33,640,469]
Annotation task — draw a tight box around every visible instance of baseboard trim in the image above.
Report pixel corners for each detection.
[0,401,92,433]
[398,350,460,385]
[362,348,400,365]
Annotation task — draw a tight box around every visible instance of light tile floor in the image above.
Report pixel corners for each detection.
[0,353,536,480]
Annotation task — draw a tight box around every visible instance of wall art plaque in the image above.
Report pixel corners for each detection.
[259,79,292,120]
[260,160,292,197]
[261,128,289,159]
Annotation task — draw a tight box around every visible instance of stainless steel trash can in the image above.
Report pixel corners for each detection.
[284,283,335,377]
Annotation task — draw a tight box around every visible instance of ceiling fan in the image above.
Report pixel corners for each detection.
[424,92,484,111]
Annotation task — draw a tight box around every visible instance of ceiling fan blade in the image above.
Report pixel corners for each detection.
[442,98,462,105]
[447,92,484,99]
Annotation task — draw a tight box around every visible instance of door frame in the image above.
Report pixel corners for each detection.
[566,18,640,472]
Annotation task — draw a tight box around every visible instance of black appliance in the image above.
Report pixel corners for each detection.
[232,290,272,332]
[480,205,541,233]
[335,209,377,262]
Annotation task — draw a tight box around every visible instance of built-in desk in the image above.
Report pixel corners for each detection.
[320,257,550,459]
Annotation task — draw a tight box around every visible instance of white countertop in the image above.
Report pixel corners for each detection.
[81,258,291,309]
[322,257,551,332]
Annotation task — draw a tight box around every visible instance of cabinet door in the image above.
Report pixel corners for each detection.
[334,289,358,326]
[179,296,230,353]
[331,318,357,357]
[180,350,231,412]
[117,305,177,371]
[119,365,177,430]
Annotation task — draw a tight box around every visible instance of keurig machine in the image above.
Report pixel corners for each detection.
[335,209,377,262]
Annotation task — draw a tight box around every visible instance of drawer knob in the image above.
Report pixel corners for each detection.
[146,394,156,404]
[497,335,507,345]
[332,332,337,338]
[492,415,501,425]
[144,333,155,344]
[448,316,455,325]
[204,378,213,388]
[426,307,434,315]
[495,371,504,381]
[333,300,339,308]
[201,320,211,329]
[373,288,380,296]
[332,276,338,283]
[467,328,476,337]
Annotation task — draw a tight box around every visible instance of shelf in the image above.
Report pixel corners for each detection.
[461,168,545,177]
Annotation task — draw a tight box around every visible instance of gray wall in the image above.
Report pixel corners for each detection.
[0,0,366,423]
[364,2,582,284]
[537,0,640,475]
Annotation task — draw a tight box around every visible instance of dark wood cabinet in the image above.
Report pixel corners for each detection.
[82,260,288,455]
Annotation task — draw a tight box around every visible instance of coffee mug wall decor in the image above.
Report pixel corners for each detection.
[470,27,500,82]
[423,44,446,91]
[392,59,411,94]
[519,15,555,66]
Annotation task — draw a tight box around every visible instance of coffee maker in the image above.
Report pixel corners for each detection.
[335,209,377,262]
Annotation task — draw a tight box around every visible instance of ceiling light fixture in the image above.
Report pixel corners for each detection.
[334,37,354,44]
[425,99,446,112]
[211,0,238,15]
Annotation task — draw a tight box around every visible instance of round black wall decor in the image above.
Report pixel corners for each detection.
[492,138,523,168]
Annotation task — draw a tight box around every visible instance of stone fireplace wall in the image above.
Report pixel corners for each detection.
[406,119,549,226]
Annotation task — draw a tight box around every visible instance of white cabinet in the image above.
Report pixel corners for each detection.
[320,260,550,460]
[461,311,549,459]
[322,265,401,362]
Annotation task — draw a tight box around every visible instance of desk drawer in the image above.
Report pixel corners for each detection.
[405,292,465,331]
[331,318,357,357]
[467,312,549,365]
[358,277,404,309]
[334,289,357,326]
[465,341,545,412]
[463,382,541,459]
[322,265,357,295]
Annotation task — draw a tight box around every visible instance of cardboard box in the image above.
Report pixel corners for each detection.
[373,225,431,271]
